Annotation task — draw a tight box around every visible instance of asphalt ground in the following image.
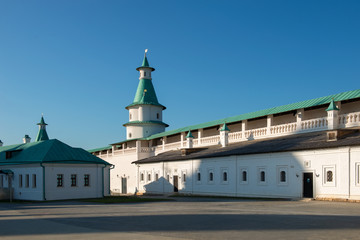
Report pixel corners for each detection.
[1,197,360,240]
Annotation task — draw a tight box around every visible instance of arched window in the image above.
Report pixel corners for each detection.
[280,171,286,182]
[223,172,228,182]
[209,172,214,181]
[260,171,265,182]
[129,114,132,120]
[157,113,160,119]
[197,172,201,181]
[242,171,247,182]
[183,173,186,182]
[155,173,159,181]
[327,171,333,182]
[129,133,132,138]
[147,173,151,181]
[140,173,144,181]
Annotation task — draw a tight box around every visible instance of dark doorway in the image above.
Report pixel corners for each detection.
[173,175,178,192]
[303,172,313,198]
[121,177,127,194]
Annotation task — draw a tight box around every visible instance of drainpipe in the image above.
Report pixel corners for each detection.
[162,162,165,194]
[348,147,351,199]
[40,163,46,201]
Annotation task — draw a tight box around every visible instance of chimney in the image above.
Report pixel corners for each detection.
[23,135,31,143]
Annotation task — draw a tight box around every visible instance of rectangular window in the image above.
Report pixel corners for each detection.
[25,174,29,188]
[0,175,3,188]
[84,174,90,186]
[71,174,77,187]
[32,174,36,188]
[57,174,63,187]
[19,174,23,188]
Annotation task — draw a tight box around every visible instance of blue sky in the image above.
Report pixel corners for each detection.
[1,0,359,149]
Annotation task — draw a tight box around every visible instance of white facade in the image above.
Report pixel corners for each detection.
[0,164,110,201]
[135,146,360,200]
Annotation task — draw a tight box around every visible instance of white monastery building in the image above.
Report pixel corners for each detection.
[90,51,360,200]
[0,117,111,201]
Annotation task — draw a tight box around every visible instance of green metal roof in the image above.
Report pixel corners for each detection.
[87,145,112,152]
[142,55,150,67]
[220,123,230,131]
[146,89,360,140]
[35,116,49,142]
[0,139,110,166]
[126,79,166,109]
[123,120,169,127]
[90,88,360,152]
[37,116,48,126]
[326,99,340,111]
[186,131,194,138]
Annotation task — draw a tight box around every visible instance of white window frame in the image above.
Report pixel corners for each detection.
[140,171,145,183]
[147,171,152,182]
[258,167,267,185]
[196,169,201,184]
[323,165,336,187]
[181,170,187,184]
[207,168,214,184]
[154,171,159,181]
[277,166,288,186]
[239,167,248,184]
[221,168,229,184]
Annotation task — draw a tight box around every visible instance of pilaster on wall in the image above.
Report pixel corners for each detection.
[241,120,247,140]
[267,115,273,135]
[198,129,203,145]
[296,109,304,130]
[136,141,141,153]
[181,132,185,148]
[162,136,167,150]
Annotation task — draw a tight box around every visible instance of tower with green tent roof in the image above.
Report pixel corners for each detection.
[124,50,168,140]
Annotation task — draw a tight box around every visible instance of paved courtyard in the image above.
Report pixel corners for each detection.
[1,198,360,239]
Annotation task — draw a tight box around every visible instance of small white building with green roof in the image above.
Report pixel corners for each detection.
[90,51,360,200]
[0,117,111,201]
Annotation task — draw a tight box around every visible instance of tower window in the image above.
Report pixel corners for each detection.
[144,72,146,76]
[130,114,132,120]
[157,113,159,119]
[129,133,132,138]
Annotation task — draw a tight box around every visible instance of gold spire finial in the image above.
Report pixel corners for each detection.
[145,49,148,57]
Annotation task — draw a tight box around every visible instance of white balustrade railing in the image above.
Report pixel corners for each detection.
[98,114,360,157]
[200,135,220,145]
[229,131,242,142]
[301,117,327,130]
[339,111,360,127]
[244,127,267,139]
[270,122,297,135]
[164,141,182,150]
